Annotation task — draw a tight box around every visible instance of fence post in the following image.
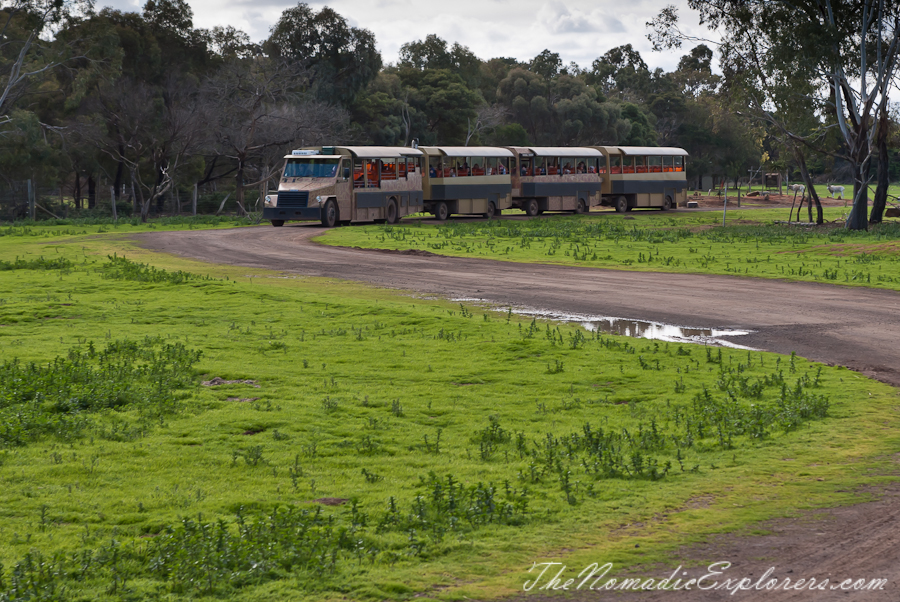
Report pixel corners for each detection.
[192,183,198,216]
[27,179,35,220]
[110,186,117,221]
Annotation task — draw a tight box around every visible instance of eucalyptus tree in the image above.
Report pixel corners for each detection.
[265,2,381,105]
[1,0,92,124]
[649,1,900,230]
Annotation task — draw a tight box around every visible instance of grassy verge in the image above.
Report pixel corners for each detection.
[317,208,900,291]
[0,230,897,601]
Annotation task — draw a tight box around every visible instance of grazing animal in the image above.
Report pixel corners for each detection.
[788,184,805,195]
[827,184,845,199]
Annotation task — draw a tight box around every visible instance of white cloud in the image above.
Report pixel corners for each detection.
[100,0,715,73]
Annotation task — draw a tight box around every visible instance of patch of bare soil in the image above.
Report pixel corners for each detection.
[785,241,900,256]
[309,497,349,506]
[494,484,900,602]
[201,377,260,387]
[685,192,852,211]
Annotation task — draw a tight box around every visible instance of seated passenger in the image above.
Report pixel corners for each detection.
[521,165,528,176]
[563,163,572,174]
[499,164,507,174]
[430,165,437,177]
[576,161,585,173]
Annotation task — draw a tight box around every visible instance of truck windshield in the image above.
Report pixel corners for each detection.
[284,158,339,178]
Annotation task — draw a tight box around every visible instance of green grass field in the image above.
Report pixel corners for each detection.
[0,224,898,601]
[318,208,900,292]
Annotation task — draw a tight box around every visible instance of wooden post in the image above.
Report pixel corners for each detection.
[192,183,198,216]
[110,186,117,221]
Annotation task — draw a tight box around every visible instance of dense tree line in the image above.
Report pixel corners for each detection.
[1,0,896,223]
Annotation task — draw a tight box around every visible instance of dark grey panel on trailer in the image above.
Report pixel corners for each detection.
[428,183,511,200]
[611,181,687,195]
[520,182,602,197]
[356,191,424,209]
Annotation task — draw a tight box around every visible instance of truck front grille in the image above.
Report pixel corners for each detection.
[277,190,309,208]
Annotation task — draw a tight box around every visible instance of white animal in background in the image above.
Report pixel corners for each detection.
[827,184,845,199]
[788,184,805,195]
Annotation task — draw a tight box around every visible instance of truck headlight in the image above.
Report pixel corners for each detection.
[264,195,275,207]
[315,195,324,204]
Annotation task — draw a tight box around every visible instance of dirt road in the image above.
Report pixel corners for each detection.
[137,223,900,387]
[135,222,900,601]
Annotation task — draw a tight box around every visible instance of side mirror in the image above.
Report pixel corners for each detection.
[343,167,350,179]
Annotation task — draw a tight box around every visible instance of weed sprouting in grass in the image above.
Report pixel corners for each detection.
[546,359,564,374]
[100,254,216,284]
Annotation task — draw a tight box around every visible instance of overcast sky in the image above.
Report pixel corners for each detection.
[101,0,714,73]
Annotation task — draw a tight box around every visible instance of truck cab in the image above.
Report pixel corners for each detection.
[263,146,424,227]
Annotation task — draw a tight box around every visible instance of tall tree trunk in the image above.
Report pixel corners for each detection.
[870,105,890,224]
[796,153,823,225]
[114,159,123,201]
[87,175,96,209]
[74,173,82,210]
[845,120,870,231]
[235,157,245,216]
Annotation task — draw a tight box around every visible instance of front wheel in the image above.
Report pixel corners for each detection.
[386,199,399,224]
[524,198,539,216]
[434,202,449,221]
[320,200,338,228]
[615,196,628,213]
[483,201,496,219]
[270,219,284,227]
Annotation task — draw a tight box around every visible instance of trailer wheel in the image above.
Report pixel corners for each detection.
[320,199,338,228]
[575,198,586,214]
[661,195,674,211]
[483,201,496,219]
[434,202,449,221]
[525,198,540,216]
[386,198,399,224]
[270,220,284,227]
[615,196,628,213]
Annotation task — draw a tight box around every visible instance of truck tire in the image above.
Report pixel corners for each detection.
[386,198,399,224]
[320,199,338,228]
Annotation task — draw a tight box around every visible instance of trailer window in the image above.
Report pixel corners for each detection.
[610,155,622,174]
[353,159,364,188]
[635,156,647,174]
[499,157,509,174]
[428,156,442,178]
[649,156,662,173]
[365,159,380,187]
[381,158,397,180]
[595,157,606,174]
[674,156,684,172]
[663,156,674,172]
[401,158,418,178]
[284,158,339,178]
[518,156,532,176]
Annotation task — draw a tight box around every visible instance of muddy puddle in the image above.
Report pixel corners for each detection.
[448,298,756,348]
[520,310,754,348]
